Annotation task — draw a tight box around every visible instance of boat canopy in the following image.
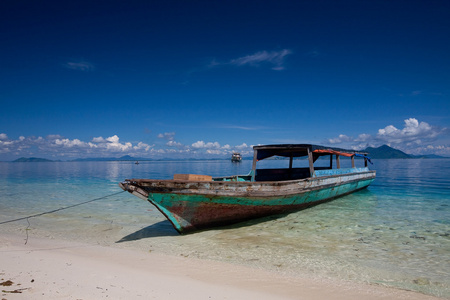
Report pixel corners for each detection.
[253,144,369,161]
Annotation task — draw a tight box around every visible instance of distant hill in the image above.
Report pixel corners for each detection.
[10,146,447,162]
[72,155,147,162]
[363,145,447,159]
[364,145,411,159]
[13,157,55,162]
[71,155,232,162]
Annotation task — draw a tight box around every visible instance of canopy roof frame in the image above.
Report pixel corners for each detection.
[253,144,369,161]
[250,144,371,182]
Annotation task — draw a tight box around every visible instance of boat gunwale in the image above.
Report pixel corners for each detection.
[124,170,376,186]
[122,171,376,198]
[147,178,375,198]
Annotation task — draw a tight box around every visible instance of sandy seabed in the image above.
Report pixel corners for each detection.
[1,233,443,300]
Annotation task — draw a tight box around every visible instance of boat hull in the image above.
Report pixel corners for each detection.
[120,170,375,234]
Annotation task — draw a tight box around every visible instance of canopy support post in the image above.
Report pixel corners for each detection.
[251,149,258,181]
[307,148,315,176]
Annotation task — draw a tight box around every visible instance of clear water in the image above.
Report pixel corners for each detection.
[0,159,449,298]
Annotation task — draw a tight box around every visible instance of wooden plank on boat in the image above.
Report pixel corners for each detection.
[173,174,212,181]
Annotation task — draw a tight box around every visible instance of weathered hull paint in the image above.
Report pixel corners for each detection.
[120,169,375,234]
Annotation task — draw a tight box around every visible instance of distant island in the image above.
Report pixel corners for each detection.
[363,145,445,159]
[13,157,56,162]
[10,145,448,162]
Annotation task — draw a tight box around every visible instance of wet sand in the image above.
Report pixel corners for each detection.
[1,233,443,300]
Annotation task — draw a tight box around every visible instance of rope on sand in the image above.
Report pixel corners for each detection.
[0,190,126,225]
[1,190,126,244]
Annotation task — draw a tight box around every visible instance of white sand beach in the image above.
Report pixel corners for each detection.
[1,233,443,300]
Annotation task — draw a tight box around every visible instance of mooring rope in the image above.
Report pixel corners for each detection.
[0,190,126,225]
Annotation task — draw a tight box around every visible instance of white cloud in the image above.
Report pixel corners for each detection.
[0,134,12,154]
[185,49,292,83]
[157,133,186,149]
[206,149,223,155]
[158,132,176,141]
[92,136,106,143]
[0,134,153,159]
[230,49,292,70]
[133,142,153,151]
[64,61,95,71]
[106,135,120,143]
[191,141,204,148]
[166,140,184,148]
[329,134,371,147]
[219,124,263,130]
[187,141,253,157]
[103,135,132,151]
[423,145,450,155]
[208,49,292,71]
[329,118,442,147]
[89,135,134,151]
[46,134,63,140]
[234,143,249,150]
[355,134,371,142]
[3,118,446,160]
[191,141,221,149]
[328,134,352,144]
[54,138,87,148]
[326,117,448,156]
[377,118,439,144]
[1,133,254,160]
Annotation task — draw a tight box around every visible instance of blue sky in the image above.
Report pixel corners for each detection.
[1,0,449,160]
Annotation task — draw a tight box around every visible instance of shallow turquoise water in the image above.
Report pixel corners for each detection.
[0,159,449,298]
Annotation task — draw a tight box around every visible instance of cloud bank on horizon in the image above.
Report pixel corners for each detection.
[1,118,448,160]
[328,118,448,151]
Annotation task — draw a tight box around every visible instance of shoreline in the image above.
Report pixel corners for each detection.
[1,233,444,300]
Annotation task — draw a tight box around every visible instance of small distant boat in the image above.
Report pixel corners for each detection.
[120,144,375,234]
[231,152,242,162]
[135,161,139,165]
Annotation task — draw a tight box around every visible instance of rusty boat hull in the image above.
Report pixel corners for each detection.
[120,144,376,234]
[119,168,375,234]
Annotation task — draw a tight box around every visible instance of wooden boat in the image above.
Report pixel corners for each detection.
[231,152,242,162]
[119,144,375,234]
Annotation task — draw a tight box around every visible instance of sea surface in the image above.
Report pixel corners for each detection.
[1,159,449,298]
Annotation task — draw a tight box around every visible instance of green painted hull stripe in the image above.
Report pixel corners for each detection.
[147,178,374,232]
